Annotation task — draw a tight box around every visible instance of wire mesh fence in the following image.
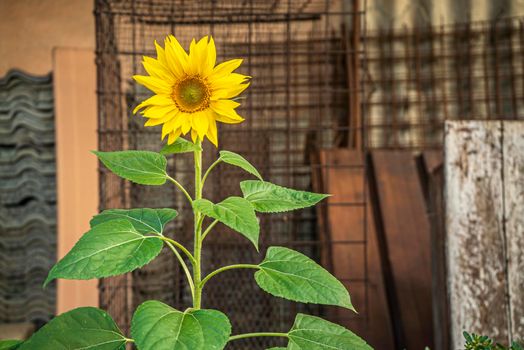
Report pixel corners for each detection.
[95,0,366,348]
[364,17,524,149]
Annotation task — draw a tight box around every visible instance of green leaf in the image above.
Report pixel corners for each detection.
[161,138,202,154]
[132,301,202,350]
[266,348,287,350]
[512,342,524,350]
[286,314,372,350]
[219,150,263,180]
[0,340,22,350]
[240,180,329,213]
[193,197,260,250]
[463,331,472,342]
[131,301,231,350]
[255,246,354,310]
[45,219,163,285]
[191,309,231,350]
[93,150,167,185]
[18,307,126,350]
[90,208,177,234]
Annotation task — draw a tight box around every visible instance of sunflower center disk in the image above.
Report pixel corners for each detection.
[173,76,210,113]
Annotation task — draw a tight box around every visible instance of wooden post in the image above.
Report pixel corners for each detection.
[53,48,99,313]
[504,121,524,338]
[445,120,524,347]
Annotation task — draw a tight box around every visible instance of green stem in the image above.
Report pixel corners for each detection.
[228,332,288,342]
[160,237,195,264]
[166,175,193,203]
[200,264,259,289]
[201,219,219,241]
[201,158,221,188]
[164,241,194,297]
[193,139,203,309]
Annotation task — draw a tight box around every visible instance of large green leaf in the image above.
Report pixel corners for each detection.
[18,307,126,350]
[240,180,329,213]
[193,197,260,250]
[0,340,22,350]
[255,247,354,310]
[45,219,163,285]
[131,301,231,350]
[94,150,167,185]
[131,301,202,350]
[161,138,202,154]
[219,151,262,180]
[286,314,371,350]
[90,208,177,234]
[191,309,231,350]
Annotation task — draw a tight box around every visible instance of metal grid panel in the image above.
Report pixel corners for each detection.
[364,17,524,149]
[95,0,366,348]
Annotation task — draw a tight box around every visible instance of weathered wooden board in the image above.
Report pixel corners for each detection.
[421,151,450,350]
[368,150,434,350]
[445,121,510,347]
[314,149,395,350]
[503,121,524,338]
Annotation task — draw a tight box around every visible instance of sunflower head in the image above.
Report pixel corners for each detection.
[133,35,250,146]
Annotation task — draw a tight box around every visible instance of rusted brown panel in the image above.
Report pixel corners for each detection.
[315,149,395,350]
[369,150,434,350]
[503,121,524,338]
[445,121,510,347]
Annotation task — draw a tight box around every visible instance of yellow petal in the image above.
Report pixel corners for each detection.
[188,36,209,76]
[143,104,178,119]
[212,82,250,100]
[191,111,209,139]
[154,40,167,65]
[210,100,244,122]
[181,116,192,134]
[207,118,218,147]
[172,112,189,130]
[167,128,182,144]
[203,36,216,76]
[215,112,245,124]
[168,35,190,68]
[133,75,172,95]
[211,99,240,111]
[211,58,243,79]
[144,112,176,126]
[142,56,173,83]
[161,114,180,139]
[133,94,173,114]
[210,73,249,91]
[164,35,189,79]
[191,129,198,142]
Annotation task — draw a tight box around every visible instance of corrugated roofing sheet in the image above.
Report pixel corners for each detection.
[0,70,56,325]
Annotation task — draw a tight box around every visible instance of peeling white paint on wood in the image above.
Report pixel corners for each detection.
[504,121,524,338]
[445,121,512,348]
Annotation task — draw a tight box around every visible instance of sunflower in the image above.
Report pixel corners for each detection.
[133,35,250,146]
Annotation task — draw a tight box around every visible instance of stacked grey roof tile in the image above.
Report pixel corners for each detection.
[0,70,56,325]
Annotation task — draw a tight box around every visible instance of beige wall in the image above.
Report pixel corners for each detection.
[0,0,94,76]
[0,1,99,312]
